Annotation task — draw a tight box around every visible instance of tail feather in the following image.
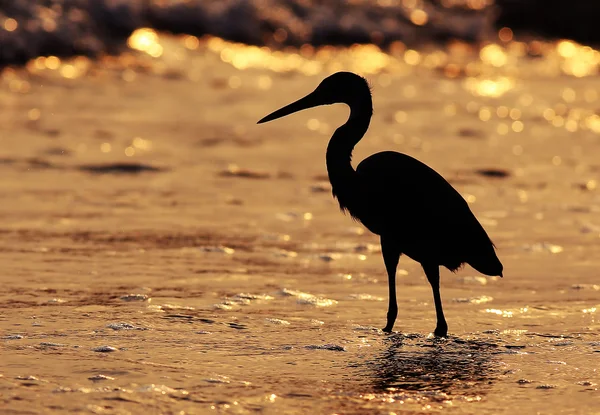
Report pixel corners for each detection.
[468,248,503,277]
[465,216,503,277]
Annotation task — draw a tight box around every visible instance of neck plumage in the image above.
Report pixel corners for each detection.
[326,100,372,202]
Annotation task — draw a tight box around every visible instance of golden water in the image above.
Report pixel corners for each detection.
[1,32,599,414]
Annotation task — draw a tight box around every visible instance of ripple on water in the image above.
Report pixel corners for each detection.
[310,183,331,192]
[203,375,231,384]
[39,342,66,348]
[317,253,342,262]
[265,318,291,325]
[452,295,493,304]
[214,292,275,310]
[88,374,115,382]
[160,304,194,311]
[3,334,24,340]
[275,212,311,222]
[16,375,43,382]
[353,325,381,332]
[326,241,381,253]
[137,384,189,397]
[348,293,384,301]
[272,249,298,258]
[213,302,236,310]
[120,294,149,302]
[312,252,369,262]
[305,344,346,352]
[504,344,526,350]
[199,245,235,254]
[219,164,271,179]
[92,346,117,353]
[232,293,275,301]
[552,341,574,346]
[522,242,563,254]
[107,322,147,330]
[16,376,46,387]
[571,284,600,290]
[280,288,337,307]
[352,243,381,253]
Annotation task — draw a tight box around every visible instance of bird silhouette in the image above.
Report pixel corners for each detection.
[257,72,503,337]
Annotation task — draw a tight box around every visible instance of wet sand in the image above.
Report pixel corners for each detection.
[1,35,600,414]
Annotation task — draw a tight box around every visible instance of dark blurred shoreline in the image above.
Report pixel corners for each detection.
[495,0,600,44]
[1,0,599,66]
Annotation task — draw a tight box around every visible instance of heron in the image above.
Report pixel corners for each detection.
[257,71,503,337]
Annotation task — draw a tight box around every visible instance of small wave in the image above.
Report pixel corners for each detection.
[2,1,598,66]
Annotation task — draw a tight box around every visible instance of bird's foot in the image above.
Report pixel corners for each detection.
[382,324,394,333]
[433,326,448,338]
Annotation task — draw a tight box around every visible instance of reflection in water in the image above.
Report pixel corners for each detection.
[367,334,500,398]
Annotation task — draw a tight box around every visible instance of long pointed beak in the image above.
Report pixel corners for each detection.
[257,91,321,124]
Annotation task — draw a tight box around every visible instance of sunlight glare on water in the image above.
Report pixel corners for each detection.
[2,7,600,414]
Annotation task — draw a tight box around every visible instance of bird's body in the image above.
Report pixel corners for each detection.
[340,151,500,275]
[258,72,502,336]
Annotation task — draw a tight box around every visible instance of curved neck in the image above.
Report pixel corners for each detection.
[326,100,372,187]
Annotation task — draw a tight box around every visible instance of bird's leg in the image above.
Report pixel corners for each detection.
[423,264,448,337]
[381,236,401,333]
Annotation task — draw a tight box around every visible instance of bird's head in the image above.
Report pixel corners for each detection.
[257,72,371,124]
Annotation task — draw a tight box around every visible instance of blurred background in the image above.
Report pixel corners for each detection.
[1,2,600,414]
[1,0,600,66]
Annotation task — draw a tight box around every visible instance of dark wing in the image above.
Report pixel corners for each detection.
[356,151,470,233]
[355,151,498,271]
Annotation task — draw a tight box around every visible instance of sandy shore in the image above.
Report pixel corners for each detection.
[1,34,599,414]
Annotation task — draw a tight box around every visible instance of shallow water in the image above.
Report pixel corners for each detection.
[1,34,600,413]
